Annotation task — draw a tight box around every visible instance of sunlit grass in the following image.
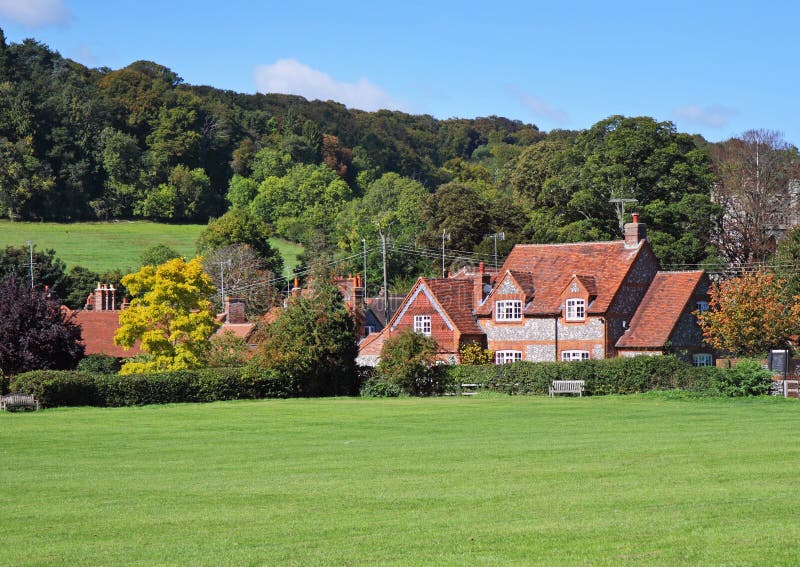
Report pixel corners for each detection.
[0,221,303,273]
[1,395,798,565]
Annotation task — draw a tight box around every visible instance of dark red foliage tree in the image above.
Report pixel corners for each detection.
[0,275,84,377]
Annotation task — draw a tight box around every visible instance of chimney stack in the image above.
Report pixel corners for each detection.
[624,213,647,248]
[224,297,247,324]
[474,262,492,309]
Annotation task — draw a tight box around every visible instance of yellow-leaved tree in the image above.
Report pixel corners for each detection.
[114,257,218,374]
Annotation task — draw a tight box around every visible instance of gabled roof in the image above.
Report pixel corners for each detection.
[499,240,647,315]
[477,270,535,315]
[388,278,482,335]
[421,278,483,335]
[615,271,705,349]
[573,275,597,296]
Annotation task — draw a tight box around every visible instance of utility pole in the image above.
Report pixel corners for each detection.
[441,230,450,278]
[361,238,367,298]
[488,232,505,272]
[219,261,226,307]
[378,226,389,325]
[27,240,34,287]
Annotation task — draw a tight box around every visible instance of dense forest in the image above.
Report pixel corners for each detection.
[2,28,798,294]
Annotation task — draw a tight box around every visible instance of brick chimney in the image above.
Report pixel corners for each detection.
[92,282,116,311]
[624,213,647,248]
[473,261,492,309]
[224,297,247,324]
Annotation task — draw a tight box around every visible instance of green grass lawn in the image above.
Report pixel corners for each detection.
[1,395,799,565]
[0,221,303,273]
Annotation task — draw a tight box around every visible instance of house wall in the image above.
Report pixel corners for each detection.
[668,278,713,362]
[605,247,660,357]
[481,315,606,362]
[391,289,458,355]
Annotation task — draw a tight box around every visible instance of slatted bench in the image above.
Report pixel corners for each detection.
[461,383,480,396]
[0,394,40,411]
[548,380,585,397]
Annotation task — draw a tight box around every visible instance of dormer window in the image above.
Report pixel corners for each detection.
[565,298,585,321]
[696,301,709,314]
[413,315,431,336]
[496,300,522,321]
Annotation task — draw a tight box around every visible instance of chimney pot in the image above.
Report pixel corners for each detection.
[479,261,485,274]
[632,212,639,223]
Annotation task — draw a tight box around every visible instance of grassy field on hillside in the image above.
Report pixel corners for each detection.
[0,221,303,273]
[2,395,799,565]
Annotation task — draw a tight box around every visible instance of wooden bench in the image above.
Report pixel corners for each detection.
[461,383,480,396]
[0,394,40,411]
[548,380,585,397]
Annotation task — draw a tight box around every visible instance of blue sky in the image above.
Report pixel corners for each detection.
[1,0,797,147]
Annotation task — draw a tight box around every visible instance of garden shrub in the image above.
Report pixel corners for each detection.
[77,354,122,374]
[714,358,773,397]
[359,378,404,397]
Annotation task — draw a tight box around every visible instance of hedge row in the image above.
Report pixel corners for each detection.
[441,356,772,397]
[10,367,295,408]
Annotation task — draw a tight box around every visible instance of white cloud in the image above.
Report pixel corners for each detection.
[507,86,569,124]
[254,59,401,112]
[672,105,736,128]
[0,0,69,27]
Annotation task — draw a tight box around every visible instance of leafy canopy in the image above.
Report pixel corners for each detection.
[114,257,218,374]
[251,277,358,396]
[697,271,800,357]
[0,275,83,376]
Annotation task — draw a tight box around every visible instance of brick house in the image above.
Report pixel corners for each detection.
[358,215,715,366]
[67,283,141,357]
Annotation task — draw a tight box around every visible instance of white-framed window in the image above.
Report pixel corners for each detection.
[364,325,377,335]
[495,350,523,365]
[696,301,709,314]
[565,298,586,321]
[693,353,713,367]
[561,350,590,362]
[413,315,431,336]
[495,300,523,321]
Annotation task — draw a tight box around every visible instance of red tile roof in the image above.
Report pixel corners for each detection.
[71,310,141,357]
[216,323,255,341]
[508,271,537,299]
[615,271,705,349]
[499,241,646,314]
[420,278,483,335]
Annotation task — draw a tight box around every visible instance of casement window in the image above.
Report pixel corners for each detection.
[495,300,523,321]
[413,315,431,336]
[693,353,713,367]
[364,326,377,335]
[565,298,586,321]
[495,350,523,365]
[561,350,590,362]
[696,301,709,314]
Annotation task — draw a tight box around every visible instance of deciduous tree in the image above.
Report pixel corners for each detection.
[697,271,799,357]
[114,257,218,374]
[0,275,83,376]
[711,130,800,264]
[250,277,358,396]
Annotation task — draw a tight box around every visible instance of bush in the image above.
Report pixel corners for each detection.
[77,354,122,374]
[11,367,294,408]
[359,378,403,398]
[715,358,773,397]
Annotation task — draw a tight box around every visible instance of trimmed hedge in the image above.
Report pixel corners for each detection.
[442,356,762,397]
[11,367,294,408]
